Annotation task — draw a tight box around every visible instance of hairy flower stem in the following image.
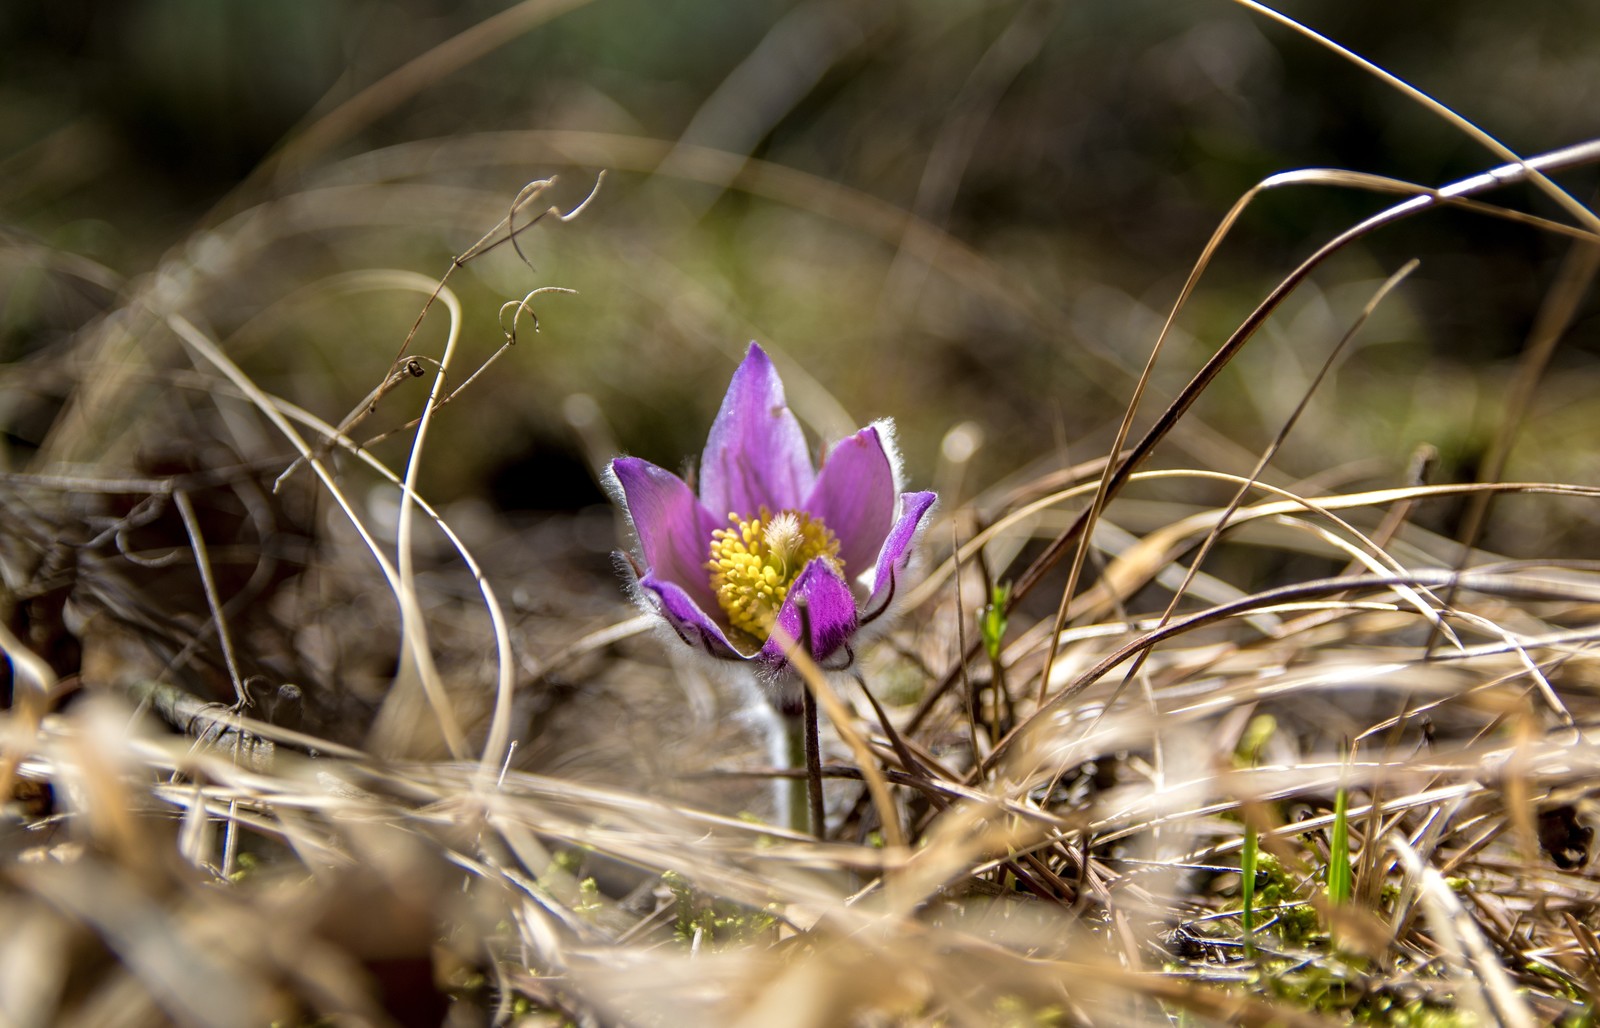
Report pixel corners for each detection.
[776,699,824,837]
[778,711,810,835]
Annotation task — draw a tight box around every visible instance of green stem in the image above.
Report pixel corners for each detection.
[1240,827,1258,959]
[778,711,810,835]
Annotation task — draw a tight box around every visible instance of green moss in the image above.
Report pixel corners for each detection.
[992,993,1067,1027]
[574,877,603,920]
[1232,952,1478,1025]
[1353,994,1477,1027]
[549,848,583,876]
[662,870,778,950]
[1251,961,1358,1015]
[1239,852,1320,947]
[226,850,260,883]
[1275,902,1322,943]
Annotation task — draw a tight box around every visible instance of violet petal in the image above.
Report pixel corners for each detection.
[638,571,743,661]
[610,457,720,610]
[864,490,937,617]
[805,425,896,581]
[699,343,815,518]
[758,559,859,669]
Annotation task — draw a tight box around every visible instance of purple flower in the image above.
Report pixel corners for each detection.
[607,343,936,701]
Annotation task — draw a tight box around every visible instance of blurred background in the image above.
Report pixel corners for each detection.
[3,0,1600,764]
[6,0,1600,506]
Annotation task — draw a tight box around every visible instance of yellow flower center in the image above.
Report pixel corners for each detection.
[707,508,841,640]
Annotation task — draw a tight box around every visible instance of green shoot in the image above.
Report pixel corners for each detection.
[981,581,1011,663]
[1327,784,1354,907]
[1241,826,1260,959]
[1235,713,1276,961]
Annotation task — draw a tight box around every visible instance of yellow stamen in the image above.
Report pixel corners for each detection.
[707,507,840,640]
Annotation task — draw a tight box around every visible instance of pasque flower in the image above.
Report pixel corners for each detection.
[607,343,935,706]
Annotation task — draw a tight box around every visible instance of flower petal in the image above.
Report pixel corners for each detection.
[805,425,896,581]
[758,559,859,670]
[699,343,815,518]
[863,490,937,619]
[609,457,720,610]
[638,571,743,661]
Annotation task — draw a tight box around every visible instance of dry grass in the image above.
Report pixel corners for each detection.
[6,5,1600,1027]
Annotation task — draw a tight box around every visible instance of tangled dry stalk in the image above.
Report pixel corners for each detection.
[6,7,1600,1026]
